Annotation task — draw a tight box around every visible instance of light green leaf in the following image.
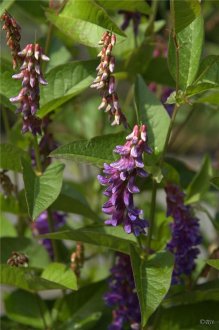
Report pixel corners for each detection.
[0,194,20,214]
[51,182,98,220]
[130,247,174,327]
[51,132,126,167]
[4,290,52,329]
[0,0,15,16]
[168,16,204,90]
[135,75,170,156]
[46,0,126,48]
[97,0,151,14]
[186,155,212,204]
[39,225,137,254]
[206,259,219,271]
[0,264,72,292]
[0,237,50,268]
[0,144,30,172]
[22,160,65,220]
[0,66,19,110]
[38,60,97,117]
[41,262,77,291]
[195,89,219,105]
[172,0,201,33]
[0,214,17,237]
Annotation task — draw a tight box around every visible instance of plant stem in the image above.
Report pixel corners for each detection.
[35,293,48,329]
[145,0,159,36]
[33,136,42,174]
[1,108,10,139]
[147,180,157,250]
[47,208,60,262]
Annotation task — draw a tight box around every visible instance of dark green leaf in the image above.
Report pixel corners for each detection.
[0,237,50,268]
[0,68,19,110]
[130,247,174,327]
[51,181,98,220]
[0,194,20,215]
[173,0,201,33]
[97,0,151,14]
[186,155,212,204]
[22,160,65,220]
[143,57,175,87]
[135,75,170,156]
[51,132,126,167]
[168,16,204,90]
[41,262,77,291]
[38,60,97,117]
[46,0,126,48]
[4,290,52,329]
[206,259,219,271]
[0,144,30,172]
[210,177,219,190]
[39,225,137,254]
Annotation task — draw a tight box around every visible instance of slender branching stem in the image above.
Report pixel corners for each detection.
[33,136,42,174]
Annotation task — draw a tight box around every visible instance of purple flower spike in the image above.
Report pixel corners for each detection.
[10,43,49,135]
[104,253,141,330]
[165,183,202,284]
[98,125,151,236]
[32,211,66,259]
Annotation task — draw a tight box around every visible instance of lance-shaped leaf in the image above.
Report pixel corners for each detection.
[0,143,30,172]
[172,0,201,33]
[39,225,137,254]
[22,159,65,220]
[168,15,204,90]
[130,246,174,327]
[207,259,219,271]
[46,0,126,48]
[186,155,212,204]
[135,75,170,156]
[50,132,126,167]
[38,60,97,117]
[97,0,151,14]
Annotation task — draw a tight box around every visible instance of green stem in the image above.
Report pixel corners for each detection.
[1,108,10,139]
[47,208,60,262]
[35,293,48,329]
[145,0,159,36]
[33,136,42,174]
[147,180,157,250]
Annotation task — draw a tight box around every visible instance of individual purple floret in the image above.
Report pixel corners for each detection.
[10,43,49,135]
[118,10,141,36]
[98,125,151,236]
[104,253,141,330]
[32,211,66,259]
[165,183,202,284]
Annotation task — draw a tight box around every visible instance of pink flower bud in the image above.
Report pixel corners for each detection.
[109,56,115,73]
[111,34,116,46]
[108,76,115,94]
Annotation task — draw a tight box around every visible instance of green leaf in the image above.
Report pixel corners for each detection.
[135,75,170,155]
[46,0,126,48]
[186,155,212,204]
[206,259,219,271]
[22,160,65,220]
[0,264,73,292]
[0,144,30,172]
[130,247,174,327]
[0,65,20,110]
[97,0,151,14]
[0,237,50,268]
[38,60,97,117]
[41,262,77,290]
[51,182,98,220]
[0,194,20,215]
[143,57,175,87]
[186,56,219,96]
[4,290,51,329]
[56,280,107,322]
[0,214,17,237]
[173,0,201,33]
[210,177,219,190]
[156,301,219,330]
[51,132,126,167]
[39,225,137,254]
[0,0,15,16]
[168,15,204,90]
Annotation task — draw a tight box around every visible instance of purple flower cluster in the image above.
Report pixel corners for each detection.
[32,211,66,259]
[10,43,49,135]
[104,253,141,330]
[119,10,141,36]
[91,31,127,127]
[98,125,151,236]
[165,183,202,284]
[1,11,21,69]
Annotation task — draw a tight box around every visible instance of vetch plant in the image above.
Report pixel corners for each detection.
[0,1,219,330]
